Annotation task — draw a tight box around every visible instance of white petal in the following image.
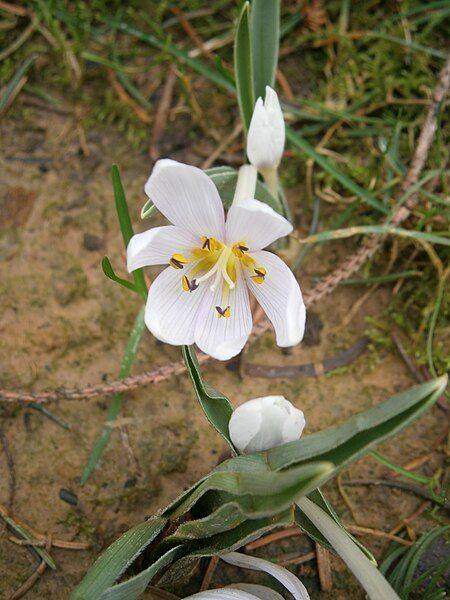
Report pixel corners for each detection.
[145,265,207,346]
[228,402,263,454]
[246,87,285,169]
[225,199,292,251]
[144,159,225,239]
[282,402,306,443]
[127,226,199,272]
[225,584,284,600]
[246,250,305,347]
[194,267,252,361]
[184,590,260,600]
[222,552,310,600]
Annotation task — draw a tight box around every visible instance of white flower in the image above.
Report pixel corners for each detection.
[127,159,305,361]
[247,86,285,170]
[228,396,306,454]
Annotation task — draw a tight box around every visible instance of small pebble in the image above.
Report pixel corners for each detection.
[83,233,104,252]
[59,488,78,506]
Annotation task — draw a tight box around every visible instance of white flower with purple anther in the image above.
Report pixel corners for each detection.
[228,395,306,454]
[127,159,305,361]
[247,86,285,171]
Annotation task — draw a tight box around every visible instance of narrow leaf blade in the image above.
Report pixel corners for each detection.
[234,2,255,130]
[251,0,280,99]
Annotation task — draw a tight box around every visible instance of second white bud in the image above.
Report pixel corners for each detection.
[246,86,285,171]
[228,395,305,454]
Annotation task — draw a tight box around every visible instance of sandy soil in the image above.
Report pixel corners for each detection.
[0,105,446,599]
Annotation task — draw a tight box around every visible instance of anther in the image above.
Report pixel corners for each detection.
[215,305,231,318]
[182,276,199,293]
[170,253,188,269]
[251,266,266,284]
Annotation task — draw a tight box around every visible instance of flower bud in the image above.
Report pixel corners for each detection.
[229,396,305,454]
[246,86,285,170]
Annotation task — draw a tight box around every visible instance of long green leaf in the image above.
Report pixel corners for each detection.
[111,165,147,298]
[267,376,448,475]
[182,345,236,453]
[286,126,390,214]
[0,54,37,114]
[80,306,146,485]
[102,256,138,294]
[98,547,181,600]
[300,225,450,247]
[70,517,166,600]
[251,0,280,99]
[234,2,254,131]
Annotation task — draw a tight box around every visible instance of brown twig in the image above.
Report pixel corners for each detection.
[0,430,16,511]
[389,500,430,536]
[0,1,27,16]
[244,527,302,551]
[171,7,213,61]
[343,479,450,511]
[0,56,448,406]
[277,550,315,566]
[149,66,178,160]
[9,535,90,550]
[315,543,332,591]
[107,69,151,125]
[9,559,47,600]
[346,525,413,546]
[200,555,219,591]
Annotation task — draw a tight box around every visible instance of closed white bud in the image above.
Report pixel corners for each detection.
[229,396,305,454]
[246,86,285,170]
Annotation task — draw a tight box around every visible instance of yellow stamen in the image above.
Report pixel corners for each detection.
[251,266,266,285]
[182,275,190,292]
[169,253,189,269]
[216,305,231,318]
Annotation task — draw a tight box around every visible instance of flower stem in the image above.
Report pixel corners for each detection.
[260,166,279,199]
[232,164,258,205]
[296,497,400,600]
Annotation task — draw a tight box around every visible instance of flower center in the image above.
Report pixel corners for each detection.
[169,237,266,319]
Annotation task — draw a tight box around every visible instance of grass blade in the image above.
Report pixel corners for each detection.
[0,53,37,114]
[286,126,390,214]
[298,225,450,246]
[251,0,280,99]
[234,2,255,131]
[80,306,146,485]
[111,165,147,298]
[102,256,138,294]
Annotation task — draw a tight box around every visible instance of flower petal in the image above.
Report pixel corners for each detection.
[144,159,225,239]
[184,590,260,600]
[194,267,252,361]
[222,552,310,600]
[228,401,263,454]
[145,265,207,346]
[247,86,285,169]
[245,250,305,347]
[225,199,292,251]
[225,584,284,600]
[127,225,199,272]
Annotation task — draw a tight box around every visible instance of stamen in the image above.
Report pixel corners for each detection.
[182,275,199,293]
[251,266,266,285]
[216,305,231,318]
[232,241,249,259]
[170,253,189,269]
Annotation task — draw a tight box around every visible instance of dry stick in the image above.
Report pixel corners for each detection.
[0,55,449,406]
[149,66,178,160]
[9,559,47,600]
[171,7,214,61]
[199,555,219,591]
[245,527,303,551]
[278,550,315,567]
[315,543,333,592]
[0,430,15,511]
[345,525,413,547]
[107,69,151,125]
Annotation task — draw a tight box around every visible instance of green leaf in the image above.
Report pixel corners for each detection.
[140,198,157,220]
[251,0,280,99]
[80,306,146,485]
[206,167,283,213]
[98,547,181,600]
[300,225,450,247]
[102,256,137,294]
[3,513,56,569]
[234,2,255,131]
[0,54,37,114]
[286,126,390,215]
[295,489,376,562]
[266,376,448,476]
[182,345,236,453]
[70,517,167,600]
[111,165,147,298]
